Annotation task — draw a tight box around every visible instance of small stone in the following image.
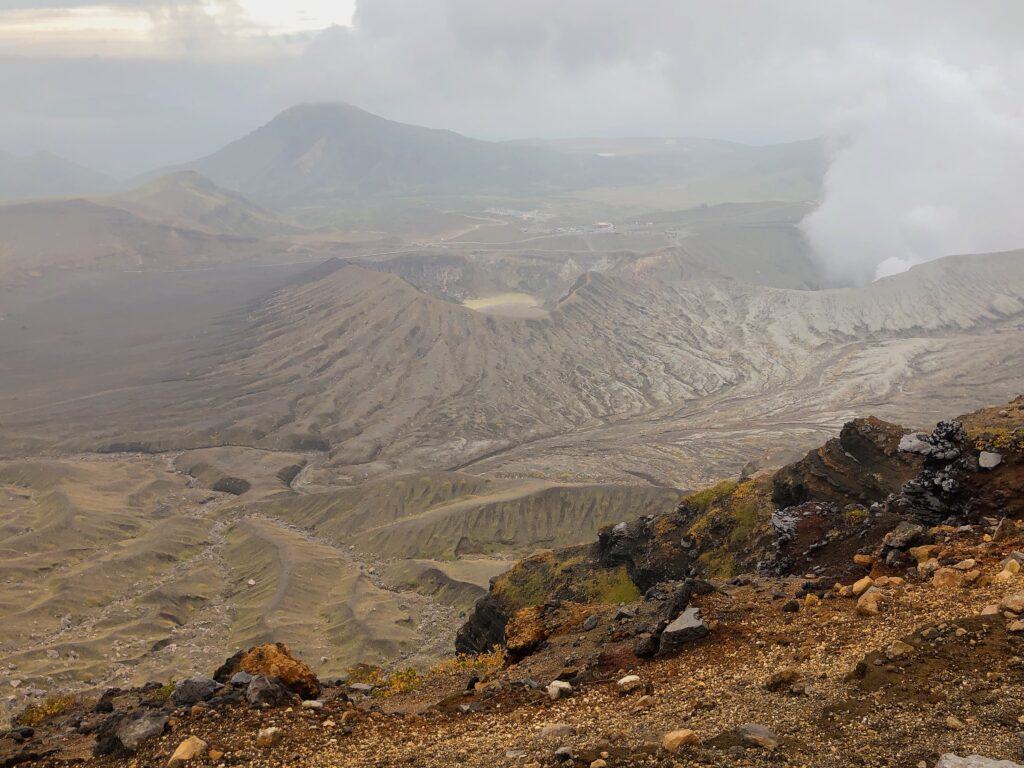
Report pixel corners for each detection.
[1008,620,1024,633]
[582,614,599,632]
[932,568,962,589]
[547,680,572,700]
[851,576,874,596]
[981,604,1001,616]
[301,699,323,710]
[993,519,1020,541]
[854,554,874,567]
[910,545,938,563]
[247,578,256,586]
[764,668,799,692]
[738,723,779,750]
[662,728,698,752]
[590,761,608,768]
[946,715,966,730]
[782,599,800,613]
[887,640,916,659]
[208,749,223,761]
[857,589,884,616]
[1000,594,1024,614]
[168,736,207,768]
[256,727,283,748]
[322,719,336,728]
[171,676,222,707]
[804,593,820,607]
[953,559,977,571]
[554,746,573,762]
[1005,559,1023,575]
[617,675,643,694]
[994,569,1017,584]
[539,723,575,740]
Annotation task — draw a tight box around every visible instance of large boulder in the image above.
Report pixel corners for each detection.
[214,643,319,699]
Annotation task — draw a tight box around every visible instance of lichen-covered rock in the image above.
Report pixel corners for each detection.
[504,605,548,660]
[214,643,319,699]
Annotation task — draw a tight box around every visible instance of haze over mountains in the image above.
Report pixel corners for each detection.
[0,150,114,201]
[1,99,1023,720]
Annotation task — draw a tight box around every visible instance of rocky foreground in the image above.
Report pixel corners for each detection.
[5,400,1024,768]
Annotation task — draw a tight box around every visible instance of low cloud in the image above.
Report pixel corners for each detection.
[801,52,1024,283]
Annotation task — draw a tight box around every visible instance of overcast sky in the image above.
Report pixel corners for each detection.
[2,1,1023,279]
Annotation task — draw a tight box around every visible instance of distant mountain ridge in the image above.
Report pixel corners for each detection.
[161,101,826,205]
[166,102,596,204]
[0,150,115,201]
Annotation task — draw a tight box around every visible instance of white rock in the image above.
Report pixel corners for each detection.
[978,451,1003,470]
[546,680,572,700]
[616,674,643,694]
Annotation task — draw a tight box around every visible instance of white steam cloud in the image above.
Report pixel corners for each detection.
[802,53,1024,284]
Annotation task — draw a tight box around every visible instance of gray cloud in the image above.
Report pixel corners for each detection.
[1,0,1022,278]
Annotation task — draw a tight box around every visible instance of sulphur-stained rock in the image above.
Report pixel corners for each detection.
[167,735,206,768]
[662,728,698,752]
[215,643,319,699]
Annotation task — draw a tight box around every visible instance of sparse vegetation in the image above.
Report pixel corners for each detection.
[16,695,75,727]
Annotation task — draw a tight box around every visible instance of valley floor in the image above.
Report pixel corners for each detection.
[16,521,1024,768]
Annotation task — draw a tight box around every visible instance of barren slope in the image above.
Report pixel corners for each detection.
[8,251,1020,486]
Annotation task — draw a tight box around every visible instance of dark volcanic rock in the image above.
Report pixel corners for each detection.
[455,597,509,655]
[246,675,290,708]
[658,606,710,655]
[94,710,169,756]
[170,676,221,707]
[771,417,920,508]
[598,515,693,592]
